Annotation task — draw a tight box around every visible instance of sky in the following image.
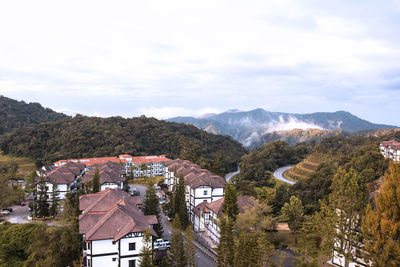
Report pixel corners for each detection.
[0,0,399,126]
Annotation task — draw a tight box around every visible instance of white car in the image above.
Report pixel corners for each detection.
[154,239,170,251]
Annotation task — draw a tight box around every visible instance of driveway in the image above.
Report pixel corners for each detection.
[2,204,30,223]
[273,166,296,185]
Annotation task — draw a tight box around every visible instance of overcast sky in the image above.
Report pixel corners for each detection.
[0,0,399,125]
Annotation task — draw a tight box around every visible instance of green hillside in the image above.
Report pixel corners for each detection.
[0,95,67,135]
[0,115,246,175]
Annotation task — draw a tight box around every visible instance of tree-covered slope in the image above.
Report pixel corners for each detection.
[0,115,246,174]
[0,95,67,135]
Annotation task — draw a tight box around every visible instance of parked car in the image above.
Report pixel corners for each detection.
[2,208,13,213]
[0,210,10,215]
[19,201,25,206]
[154,239,170,251]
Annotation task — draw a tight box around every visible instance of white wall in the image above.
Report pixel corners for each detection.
[120,235,144,256]
[92,255,118,267]
[92,239,118,255]
[195,187,211,199]
[101,183,119,191]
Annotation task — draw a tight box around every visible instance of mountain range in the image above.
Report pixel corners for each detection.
[168,109,398,147]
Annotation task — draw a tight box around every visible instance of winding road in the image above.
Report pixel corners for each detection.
[225,167,240,182]
[273,166,296,185]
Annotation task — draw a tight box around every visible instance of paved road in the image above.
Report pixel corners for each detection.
[3,205,30,223]
[135,183,216,267]
[225,167,240,182]
[273,166,296,185]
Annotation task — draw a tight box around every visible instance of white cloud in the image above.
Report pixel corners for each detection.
[0,0,399,125]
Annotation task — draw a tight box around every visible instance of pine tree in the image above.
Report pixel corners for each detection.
[138,230,155,267]
[173,173,189,228]
[92,167,100,193]
[222,184,239,220]
[362,163,400,266]
[168,214,186,267]
[257,233,275,267]
[143,182,164,237]
[35,177,49,219]
[296,220,318,267]
[281,195,304,244]
[216,215,234,267]
[315,167,368,265]
[49,182,59,217]
[234,232,260,267]
[184,225,197,267]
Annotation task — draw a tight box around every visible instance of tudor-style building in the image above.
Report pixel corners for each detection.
[164,159,226,221]
[192,196,254,243]
[380,140,400,163]
[35,161,85,200]
[79,189,157,267]
[82,161,126,191]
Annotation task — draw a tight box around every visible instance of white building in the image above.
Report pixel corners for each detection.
[82,161,126,191]
[164,159,226,221]
[379,140,400,162]
[192,196,254,243]
[36,162,85,200]
[54,154,170,178]
[119,154,170,178]
[79,189,158,267]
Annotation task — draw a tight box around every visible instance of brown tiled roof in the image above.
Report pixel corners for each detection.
[42,162,85,185]
[79,189,157,241]
[79,188,142,212]
[82,161,125,185]
[381,140,400,147]
[193,196,255,218]
[166,159,226,189]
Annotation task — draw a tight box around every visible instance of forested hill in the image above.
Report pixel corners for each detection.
[0,115,246,174]
[0,95,67,135]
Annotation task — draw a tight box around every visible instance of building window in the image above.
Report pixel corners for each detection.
[203,190,207,195]
[129,242,136,251]
[112,241,116,245]
[129,259,136,267]
[112,258,117,261]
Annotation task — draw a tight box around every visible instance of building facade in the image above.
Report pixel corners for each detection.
[79,189,158,267]
[164,159,226,221]
[380,140,400,162]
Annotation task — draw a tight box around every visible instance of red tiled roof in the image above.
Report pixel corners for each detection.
[79,189,157,241]
[381,140,400,148]
[54,156,128,166]
[82,161,125,185]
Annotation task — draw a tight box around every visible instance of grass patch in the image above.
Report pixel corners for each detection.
[0,152,36,176]
[128,176,163,186]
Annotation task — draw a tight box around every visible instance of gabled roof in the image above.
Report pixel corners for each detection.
[79,189,157,241]
[79,188,142,212]
[193,196,255,218]
[82,161,125,185]
[41,162,85,185]
[166,159,226,189]
[381,140,400,148]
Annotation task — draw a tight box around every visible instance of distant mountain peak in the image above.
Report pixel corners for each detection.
[168,108,397,148]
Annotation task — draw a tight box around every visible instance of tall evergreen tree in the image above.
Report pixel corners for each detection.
[184,226,197,267]
[234,232,260,267]
[173,173,189,228]
[92,167,100,193]
[281,195,304,244]
[168,215,186,267]
[362,163,400,266]
[49,182,59,218]
[315,167,368,266]
[143,182,164,237]
[222,184,239,220]
[216,215,234,267]
[35,177,49,219]
[138,230,155,267]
